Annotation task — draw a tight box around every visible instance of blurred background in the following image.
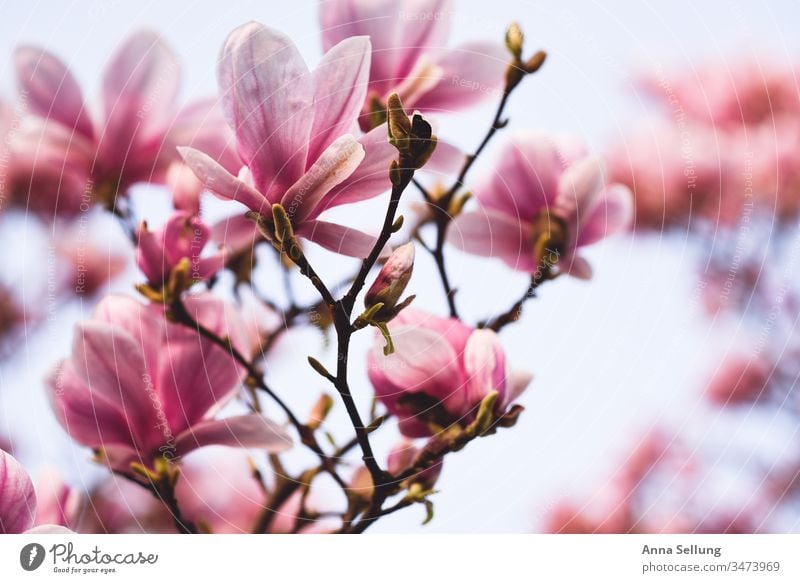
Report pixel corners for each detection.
[2,0,800,532]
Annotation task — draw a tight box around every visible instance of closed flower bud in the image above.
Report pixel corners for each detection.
[364,243,415,321]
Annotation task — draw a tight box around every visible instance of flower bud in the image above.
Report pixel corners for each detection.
[505,22,524,61]
[364,243,415,321]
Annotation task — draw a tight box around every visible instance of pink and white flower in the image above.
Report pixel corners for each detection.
[46,294,291,473]
[12,31,236,218]
[136,211,225,286]
[180,22,398,258]
[320,0,508,123]
[449,133,633,279]
[368,309,531,437]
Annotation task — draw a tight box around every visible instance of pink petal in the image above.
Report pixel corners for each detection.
[25,525,74,534]
[412,41,508,112]
[314,125,394,214]
[504,369,533,407]
[577,184,634,246]
[556,156,604,224]
[296,219,379,258]
[168,99,240,175]
[476,133,565,221]
[72,321,157,447]
[175,448,265,534]
[393,0,453,79]
[219,22,313,198]
[178,147,267,212]
[309,36,371,161]
[174,414,292,455]
[46,362,137,450]
[162,211,211,266]
[136,222,167,283]
[211,214,260,254]
[565,255,593,280]
[424,138,463,175]
[463,329,507,409]
[280,134,365,223]
[157,321,242,433]
[0,450,36,534]
[320,0,403,99]
[99,31,179,168]
[371,324,464,409]
[91,295,163,378]
[15,46,94,139]
[447,210,537,272]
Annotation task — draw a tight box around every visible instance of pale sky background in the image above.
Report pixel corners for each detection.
[1,0,799,533]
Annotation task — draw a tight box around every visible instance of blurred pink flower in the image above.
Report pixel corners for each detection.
[368,308,531,437]
[0,449,36,533]
[180,22,398,258]
[387,439,442,489]
[46,294,291,473]
[176,448,334,533]
[320,0,508,124]
[32,467,81,530]
[639,55,800,129]
[704,354,772,406]
[167,161,204,215]
[12,31,236,218]
[449,133,632,279]
[55,227,129,297]
[136,211,225,286]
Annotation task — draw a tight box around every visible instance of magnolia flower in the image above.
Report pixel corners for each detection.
[136,211,225,287]
[0,450,73,534]
[181,22,459,259]
[180,22,393,258]
[320,0,508,124]
[448,133,633,279]
[46,294,291,473]
[13,31,236,218]
[705,355,772,406]
[638,55,800,129]
[367,309,531,437]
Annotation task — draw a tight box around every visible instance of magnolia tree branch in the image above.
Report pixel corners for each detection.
[167,297,349,493]
[419,41,546,318]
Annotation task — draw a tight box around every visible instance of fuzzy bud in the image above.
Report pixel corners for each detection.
[364,243,415,321]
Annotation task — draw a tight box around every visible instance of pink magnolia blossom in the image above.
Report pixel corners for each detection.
[55,225,128,297]
[46,294,291,474]
[12,31,236,218]
[705,355,772,406]
[449,133,633,279]
[320,0,508,123]
[181,22,459,259]
[368,308,531,437]
[136,211,225,286]
[639,55,800,129]
[180,22,391,258]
